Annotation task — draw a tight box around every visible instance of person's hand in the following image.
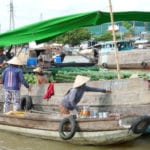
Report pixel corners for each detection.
[0,63,5,68]
[106,90,111,93]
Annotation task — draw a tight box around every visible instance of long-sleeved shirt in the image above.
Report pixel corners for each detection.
[2,65,29,90]
[61,84,106,111]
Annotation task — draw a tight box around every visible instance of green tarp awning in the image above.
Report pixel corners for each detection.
[0,11,150,47]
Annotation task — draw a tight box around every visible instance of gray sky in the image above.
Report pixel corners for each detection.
[0,0,150,33]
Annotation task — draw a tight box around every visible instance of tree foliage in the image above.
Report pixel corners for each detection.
[94,32,113,41]
[50,27,91,46]
[122,21,135,36]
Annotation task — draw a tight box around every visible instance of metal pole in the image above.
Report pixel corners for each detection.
[9,0,15,30]
[108,0,121,79]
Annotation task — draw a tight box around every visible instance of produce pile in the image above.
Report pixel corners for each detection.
[24,73,36,84]
[1,67,149,84]
[49,67,124,82]
[47,66,150,83]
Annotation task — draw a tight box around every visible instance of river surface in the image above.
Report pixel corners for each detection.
[0,131,150,150]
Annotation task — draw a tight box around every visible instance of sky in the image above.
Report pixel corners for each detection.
[0,0,150,33]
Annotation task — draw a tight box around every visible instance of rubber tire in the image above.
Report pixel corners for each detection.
[59,115,77,140]
[141,61,148,68]
[130,116,150,134]
[102,63,108,68]
[20,96,33,110]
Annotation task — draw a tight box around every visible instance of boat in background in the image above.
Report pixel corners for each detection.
[134,39,150,49]
[98,40,150,69]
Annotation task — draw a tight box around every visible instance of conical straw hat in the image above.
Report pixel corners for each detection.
[33,67,42,73]
[7,56,23,65]
[73,75,90,88]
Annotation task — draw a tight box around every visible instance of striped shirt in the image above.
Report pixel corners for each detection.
[2,65,29,90]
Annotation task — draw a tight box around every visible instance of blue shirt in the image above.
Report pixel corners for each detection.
[2,65,29,90]
[61,84,106,110]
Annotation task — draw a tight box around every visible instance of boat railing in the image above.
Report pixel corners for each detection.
[100,40,135,53]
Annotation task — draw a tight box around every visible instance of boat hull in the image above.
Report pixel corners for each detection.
[98,49,150,69]
[0,112,142,145]
[0,124,140,145]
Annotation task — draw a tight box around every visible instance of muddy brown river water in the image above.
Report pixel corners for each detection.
[0,131,149,150]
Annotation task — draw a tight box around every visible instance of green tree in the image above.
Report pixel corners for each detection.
[50,27,91,46]
[94,32,113,41]
[122,21,135,37]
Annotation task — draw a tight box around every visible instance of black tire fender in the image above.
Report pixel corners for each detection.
[141,61,148,68]
[59,115,77,140]
[102,63,108,68]
[20,95,33,110]
[130,116,150,134]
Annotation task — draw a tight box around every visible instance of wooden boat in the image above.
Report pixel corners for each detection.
[0,110,143,146]
[97,40,150,69]
[52,62,96,68]
[0,78,150,145]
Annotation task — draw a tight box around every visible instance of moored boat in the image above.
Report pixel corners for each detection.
[98,40,150,69]
[0,77,150,145]
[0,111,144,145]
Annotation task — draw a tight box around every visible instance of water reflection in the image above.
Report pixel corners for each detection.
[0,131,150,150]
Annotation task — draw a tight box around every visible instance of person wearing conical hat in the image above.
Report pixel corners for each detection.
[59,75,111,115]
[2,56,31,113]
[33,67,48,84]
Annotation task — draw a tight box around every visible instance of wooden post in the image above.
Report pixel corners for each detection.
[108,0,121,79]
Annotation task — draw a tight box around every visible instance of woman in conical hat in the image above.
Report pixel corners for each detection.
[72,75,90,88]
[59,75,111,115]
[7,56,23,65]
[2,56,31,113]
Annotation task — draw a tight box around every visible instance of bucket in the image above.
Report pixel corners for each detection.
[26,57,37,67]
[54,56,61,63]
